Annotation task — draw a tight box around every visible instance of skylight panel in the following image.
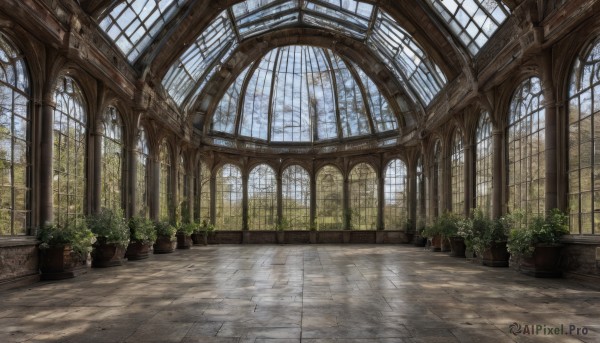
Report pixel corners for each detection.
[212,66,252,135]
[429,0,510,55]
[368,10,446,105]
[162,11,237,106]
[100,0,185,62]
[302,0,373,39]
[232,0,300,38]
[351,63,398,133]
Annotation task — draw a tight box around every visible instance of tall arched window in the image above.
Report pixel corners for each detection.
[384,159,408,230]
[100,106,123,212]
[475,112,493,216]
[316,165,343,230]
[0,32,30,235]
[568,39,600,235]
[451,129,464,214]
[416,157,425,229]
[178,155,187,221]
[158,141,171,221]
[431,140,442,219]
[349,163,378,230]
[216,164,242,229]
[53,76,87,225]
[199,161,211,223]
[282,165,310,230]
[135,126,149,217]
[248,164,276,230]
[507,77,545,222]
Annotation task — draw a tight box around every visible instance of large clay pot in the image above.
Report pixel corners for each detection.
[430,235,442,252]
[176,233,193,249]
[448,236,466,257]
[153,235,176,254]
[481,241,510,267]
[125,241,151,260]
[519,245,563,278]
[39,245,88,280]
[91,240,126,268]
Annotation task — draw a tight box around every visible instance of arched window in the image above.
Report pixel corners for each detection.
[507,77,545,222]
[216,164,242,229]
[178,155,187,221]
[451,129,464,214]
[53,76,87,225]
[100,106,123,212]
[282,165,311,230]
[158,141,171,221]
[198,161,211,223]
[568,39,600,235]
[248,164,276,230]
[431,140,442,218]
[135,126,149,217]
[475,112,493,216]
[384,159,408,230]
[0,32,30,235]
[316,165,343,230]
[349,163,378,230]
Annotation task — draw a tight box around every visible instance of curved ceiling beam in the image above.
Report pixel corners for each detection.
[144,0,466,84]
[188,28,424,135]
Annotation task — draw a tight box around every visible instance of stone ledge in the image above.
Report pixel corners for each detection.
[0,236,38,248]
[561,235,600,245]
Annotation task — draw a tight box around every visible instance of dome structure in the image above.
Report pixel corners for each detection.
[208,45,402,145]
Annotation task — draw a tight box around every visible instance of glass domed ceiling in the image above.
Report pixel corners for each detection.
[210,45,399,143]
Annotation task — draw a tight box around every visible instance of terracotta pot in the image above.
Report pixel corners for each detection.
[519,245,563,278]
[91,242,127,268]
[430,235,441,252]
[39,245,88,280]
[481,241,510,267]
[125,241,151,260]
[176,233,193,249]
[448,236,466,257]
[153,235,175,254]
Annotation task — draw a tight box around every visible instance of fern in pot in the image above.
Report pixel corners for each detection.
[153,221,177,254]
[125,216,156,260]
[87,208,130,268]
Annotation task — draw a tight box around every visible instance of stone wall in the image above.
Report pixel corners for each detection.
[562,243,600,280]
[0,239,39,289]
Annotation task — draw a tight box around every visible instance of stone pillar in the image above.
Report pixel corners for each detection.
[277,174,283,228]
[149,156,160,222]
[210,174,216,226]
[343,176,350,230]
[91,126,102,214]
[187,163,194,224]
[408,158,417,232]
[127,145,137,219]
[464,142,474,216]
[310,164,317,230]
[492,129,503,219]
[39,96,55,225]
[242,172,249,230]
[377,173,385,231]
[540,50,558,211]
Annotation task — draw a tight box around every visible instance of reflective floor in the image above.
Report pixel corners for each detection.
[1,245,600,342]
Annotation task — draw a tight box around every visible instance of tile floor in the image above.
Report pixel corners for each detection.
[1,245,600,342]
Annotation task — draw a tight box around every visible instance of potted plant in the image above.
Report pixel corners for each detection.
[507,209,569,277]
[421,224,442,252]
[153,221,177,254]
[176,222,195,249]
[413,219,427,247]
[198,220,215,245]
[87,208,130,268]
[403,219,415,244]
[37,219,95,280]
[459,209,511,266]
[125,216,157,260]
[437,212,464,256]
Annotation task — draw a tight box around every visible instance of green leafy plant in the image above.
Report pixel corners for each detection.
[177,222,196,235]
[87,208,130,246]
[37,219,95,258]
[507,209,569,257]
[458,209,511,255]
[200,220,215,236]
[128,216,157,244]
[436,211,463,238]
[275,217,290,231]
[154,221,177,238]
[421,224,441,238]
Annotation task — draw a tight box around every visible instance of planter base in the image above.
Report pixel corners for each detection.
[41,264,88,280]
[92,243,126,268]
[518,245,563,278]
[177,234,193,249]
[481,241,510,267]
[153,236,175,254]
[125,241,151,261]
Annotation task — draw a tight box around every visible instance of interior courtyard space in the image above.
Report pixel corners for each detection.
[2,244,599,343]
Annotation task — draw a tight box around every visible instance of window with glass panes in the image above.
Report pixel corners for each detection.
[416,157,425,229]
[431,140,442,218]
[568,39,600,235]
[100,106,123,212]
[158,141,171,221]
[0,32,30,235]
[199,161,211,223]
[316,165,343,230]
[135,126,149,217]
[216,164,243,230]
[349,163,378,230]
[451,129,465,214]
[178,156,187,222]
[282,165,311,230]
[507,77,545,223]
[248,164,277,230]
[384,159,408,230]
[53,76,87,225]
[475,112,493,216]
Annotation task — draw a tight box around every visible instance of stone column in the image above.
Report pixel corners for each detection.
[39,95,55,225]
[343,176,350,230]
[377,173,385,231]
[149,156,160,222]
[187,163,194,224]
[277,174,283,228]
[127,144,137,219]
[242,172,249,231]
[91,125,102,214]
[492,129,503,219]
[464,142,474,216]
[408,158,417,232]
[540,49,558,211]
[310,164,317,230]
[210,174,216,226]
